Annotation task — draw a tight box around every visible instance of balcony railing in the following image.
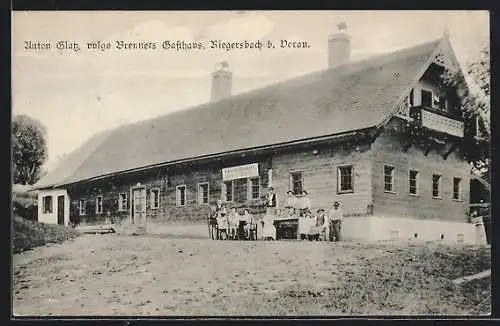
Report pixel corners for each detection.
[409,106,464,138]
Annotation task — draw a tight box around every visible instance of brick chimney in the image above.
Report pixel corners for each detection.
[211,61,232,102]
[328,22,351,69]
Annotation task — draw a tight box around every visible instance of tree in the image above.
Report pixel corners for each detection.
[12,114,48,185]
[442,46,490,180]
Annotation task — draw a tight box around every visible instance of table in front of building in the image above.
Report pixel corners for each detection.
[273,217,299,240]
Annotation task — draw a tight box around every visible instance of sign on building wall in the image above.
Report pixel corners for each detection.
[222,163,259,181]
[421,110,464,138]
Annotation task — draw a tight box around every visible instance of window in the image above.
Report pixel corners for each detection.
[432,174,442,198]
[384,165,395,193]
[96,196,103,214]
[337,166,353,193]
[409,89,414,106]
[453,177,462,201]
[176,185,186,206]
[421,89,433,108]
[118,193,127,211]
[150,188,160,209]
[249,178,260,200]
[42,196,53,214]
[290,172,303,195]
[233,179,247,202]
[436,94,447,111]
[422,88,447,111]
[409,170,419,195]
[198,183,209,205]
[79,199,86,216]
[223,181,233,202]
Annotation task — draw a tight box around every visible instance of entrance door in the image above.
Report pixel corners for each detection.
[132,188,147,225]
[57,195,65,225]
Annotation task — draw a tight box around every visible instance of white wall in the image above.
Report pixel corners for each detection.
[369,216,479,245]
[342,216,372,241]
[37,189,70,226]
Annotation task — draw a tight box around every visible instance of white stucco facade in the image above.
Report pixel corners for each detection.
[342,215,484,245]
[37,189,70,226]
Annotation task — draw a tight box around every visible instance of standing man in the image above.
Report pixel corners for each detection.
[266,187,277,215]
[328,201,343,241]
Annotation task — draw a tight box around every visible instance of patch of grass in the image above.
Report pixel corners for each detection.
[277,245,491,315]
[13,215,81,254]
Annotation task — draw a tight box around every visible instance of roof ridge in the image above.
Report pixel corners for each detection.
[105,37,444,132]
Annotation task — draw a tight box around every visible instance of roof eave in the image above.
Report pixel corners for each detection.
[53,126,380,188]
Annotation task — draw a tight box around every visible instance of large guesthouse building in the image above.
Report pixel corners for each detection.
[34,25,481,243]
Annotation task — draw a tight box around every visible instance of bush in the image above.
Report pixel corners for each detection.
[13,215,81,254]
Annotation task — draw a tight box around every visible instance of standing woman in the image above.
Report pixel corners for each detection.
[285,191,297,210]
[261,207,277,240]
[297,190,311,217]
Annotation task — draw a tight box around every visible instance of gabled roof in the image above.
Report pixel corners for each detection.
[35,37,444,189]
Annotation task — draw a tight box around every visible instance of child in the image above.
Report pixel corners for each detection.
[315,208,328,241]
[228,207,240,240]
[216,213,229,240]
[242,209,255,240]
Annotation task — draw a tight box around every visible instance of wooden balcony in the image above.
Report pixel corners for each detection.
[409,105,464,139]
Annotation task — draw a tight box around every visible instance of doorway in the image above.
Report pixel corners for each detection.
[131,187,147,225]
[57,195,65,225]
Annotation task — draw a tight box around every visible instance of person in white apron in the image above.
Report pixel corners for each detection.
[298,211,310,240]
[261,208,276,240]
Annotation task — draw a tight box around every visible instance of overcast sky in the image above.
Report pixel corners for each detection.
[12,11,489,172]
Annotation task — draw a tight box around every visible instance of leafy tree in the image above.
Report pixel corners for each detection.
[442,46,490,180]
[12,114,48,185]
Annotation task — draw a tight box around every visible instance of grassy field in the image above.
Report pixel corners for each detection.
[12,234,490,316]
[13,215,80,254]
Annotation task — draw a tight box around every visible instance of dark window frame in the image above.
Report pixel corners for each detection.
[453,177,462,201]
[198,182,210,205]
[337,165,354,194]
[118,193,127,211]
[223,181,233,203]
[43,195,53,214]
[409,170,419,196]
[95,196,103,215]
[432,174,442,199]
[176,185,187,206]
[249,177,260,200]
[150,188,160,209]
[290,171,304,195]
[79,199,86,216]
[383,165,396,193]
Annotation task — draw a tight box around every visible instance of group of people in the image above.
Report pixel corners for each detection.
[210,187,344,242]
[295,202,343,241]
[212,201,258,240]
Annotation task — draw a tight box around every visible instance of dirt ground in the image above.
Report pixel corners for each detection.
[12,234,490,316]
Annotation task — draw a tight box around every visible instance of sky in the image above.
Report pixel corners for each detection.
[12,11,489,172]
